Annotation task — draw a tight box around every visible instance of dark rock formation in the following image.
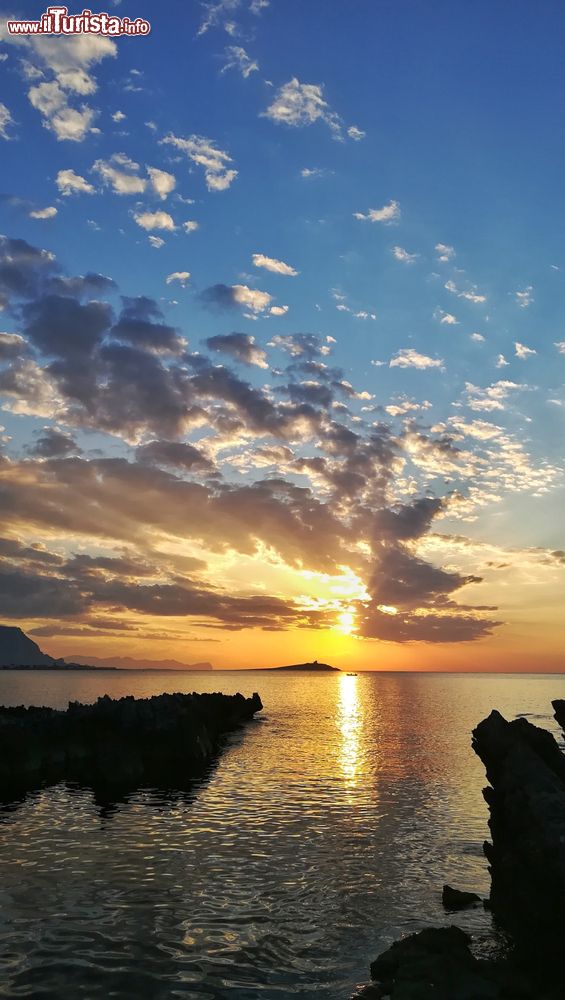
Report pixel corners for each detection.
[472,708,565,955]
[357,926,528,999]
[441,885,481,910]
[551,698,565,732]
[0,691,262,800]
[0,625,56,666]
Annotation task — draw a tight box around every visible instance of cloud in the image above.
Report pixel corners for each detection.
[162,133,237,192]
[515,286,533,308]
[464,380,523,412]
[445,279,486,303]
[0,102,15,140]
[112,110,126,122]
[183,220,200,233]
[135,439,215,473]
[514,341,536,359]
[133,211,176,231]
[269,305,289,316]
[354,200,400,223]
[435,243,455,262]
[435,308,459,325]
[56,168,95,196]
[147,166,176,200]
[28,427,80,458]
[496,354,509,368]
[555,342,565,354]
[347,125,365,141]
[166,271,190,287]
[390,349,444,370]
[470,333,485,343]
[262,78,343,137]
[148,236,165,249]
[205,332,268,369]
[1,33,117,141]
[200,283,273,315]
[221,45,258,77]
[29,207,58,220]
[93,153,147,195]
[300,167,329,179]
[252,253,298,276]
[197,0,240,35]
[392,246,418,263]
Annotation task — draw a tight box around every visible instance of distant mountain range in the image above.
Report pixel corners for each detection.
[0,626,214,671]
[68,655,214,671]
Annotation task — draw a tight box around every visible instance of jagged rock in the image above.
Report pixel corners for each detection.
[365,926,520,999]
[472,708,565,956]
[0,691,262,798]
[441,885,481,910]
[551,699,565,733]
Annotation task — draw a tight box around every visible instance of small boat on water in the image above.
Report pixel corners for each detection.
[346,672,357,676]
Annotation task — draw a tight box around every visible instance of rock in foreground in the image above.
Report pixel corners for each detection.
[0,691,262,797]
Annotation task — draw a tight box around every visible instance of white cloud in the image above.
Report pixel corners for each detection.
[434,308,459,325]
[465,379,522,411]
[148,236,165,248]
[93,154,147,195]
[496,354,509,368]
[183,220,200,233]
[300,167,328,179]
[162,133,237,192]
[1,32,117,141]
[347,125,365,141]
[262,78,343,137]
[29,206,58,220]
[555,341,565,354]
[515,286,533,308]
[270,305,289,316]
[252,253,298,276]
[133,211,176,231]
[0,102,15,140]
[232,284,273,314]
[221,45,258,78]
[112,110,126,122]
[514,341,536,360]
[147,166,176,200]
[470,333,485,342]
[392,246,418,263]
[197,0,240,35]
[250,0,269,12]
[56,168,95,196]
[445,279,486,303]
[354,200,400,224]
[435,243,455,262]
[166,271,191,287]
[390,349,444,370]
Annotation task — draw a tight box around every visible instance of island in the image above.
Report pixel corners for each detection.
[263,660,340,672]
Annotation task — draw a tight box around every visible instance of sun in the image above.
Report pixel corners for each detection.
[336,609,356,635]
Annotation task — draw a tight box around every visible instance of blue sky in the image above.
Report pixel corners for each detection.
[0,1,563,668]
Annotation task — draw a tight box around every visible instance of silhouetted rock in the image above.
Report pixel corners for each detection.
[0,625,55,666]
[362,926,525,999]
[266,660,339,671]
[472,709,565,956]
[441,884,481,910]
[0,691,262,800]
[552,698,565,733]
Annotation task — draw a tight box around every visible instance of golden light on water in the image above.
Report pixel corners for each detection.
[337,673,361,788]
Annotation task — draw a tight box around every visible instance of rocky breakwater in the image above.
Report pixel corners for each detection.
[358,704,565,999]
[0,691,262,797]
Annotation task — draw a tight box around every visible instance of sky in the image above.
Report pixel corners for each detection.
[0,0,563,671]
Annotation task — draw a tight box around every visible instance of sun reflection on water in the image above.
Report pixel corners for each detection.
[337,673,362,789]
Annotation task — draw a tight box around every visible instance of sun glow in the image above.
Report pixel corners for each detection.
[336,609,356,634]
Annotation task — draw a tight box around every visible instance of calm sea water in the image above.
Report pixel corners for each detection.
[0,669,563,999]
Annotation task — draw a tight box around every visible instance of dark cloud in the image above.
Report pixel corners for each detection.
[111,296,183,353]
[0,235,58,301]
[23,294,113,357]
[205,333,268,368]
[48,273,118,299]
[135,439,216,474]
[358,606,501,643]
[27,427,80,458]
[199,284,241,311]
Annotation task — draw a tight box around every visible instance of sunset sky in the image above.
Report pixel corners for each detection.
[0,1,564,670]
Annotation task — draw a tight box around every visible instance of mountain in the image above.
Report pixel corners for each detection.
[266,660,339,672]
[0,625,56,667]
[68,655,214,671]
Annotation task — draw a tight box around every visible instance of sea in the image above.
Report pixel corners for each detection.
[0,669,563,999]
